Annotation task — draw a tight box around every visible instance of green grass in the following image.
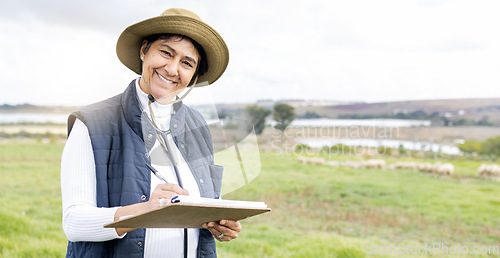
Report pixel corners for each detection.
[0,142,67,257]
[1,142,499,257]
[219,153,500,257]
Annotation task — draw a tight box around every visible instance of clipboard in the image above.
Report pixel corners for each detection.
[103,203,271,229]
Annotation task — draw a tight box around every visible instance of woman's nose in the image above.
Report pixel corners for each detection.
[163,61,179,77]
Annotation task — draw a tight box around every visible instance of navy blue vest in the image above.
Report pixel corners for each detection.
[65,81,218,257]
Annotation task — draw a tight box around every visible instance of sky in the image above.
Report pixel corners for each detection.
[1,0,499,106]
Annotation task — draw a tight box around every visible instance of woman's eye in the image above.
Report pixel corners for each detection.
[182,61,193,68]
[161,50,172,57]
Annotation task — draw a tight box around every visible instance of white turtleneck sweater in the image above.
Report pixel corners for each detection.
[61,78,200,257]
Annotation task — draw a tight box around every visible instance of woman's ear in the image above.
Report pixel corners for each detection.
[140,40,148,58]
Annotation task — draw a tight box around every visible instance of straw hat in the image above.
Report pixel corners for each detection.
[116,8,229,86]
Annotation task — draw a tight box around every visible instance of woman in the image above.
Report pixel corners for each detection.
[61,8,240,257]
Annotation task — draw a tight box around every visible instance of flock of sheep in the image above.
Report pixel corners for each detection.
[297,156,500,180]
[297,156,386,169]
[388,161,454,176]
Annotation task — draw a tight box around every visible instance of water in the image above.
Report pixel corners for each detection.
[0,113,69,124]
[1,114,456,154]
[1,114,431,127]
[274,118,431,128]
[298,138,461,155]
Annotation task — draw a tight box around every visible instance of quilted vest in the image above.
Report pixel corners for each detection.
[65,80,221,257]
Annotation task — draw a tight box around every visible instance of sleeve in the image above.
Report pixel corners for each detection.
[61,118,126,242]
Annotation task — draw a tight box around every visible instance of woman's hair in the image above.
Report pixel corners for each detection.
[142,34,208,78]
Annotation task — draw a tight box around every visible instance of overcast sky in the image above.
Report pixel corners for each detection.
[1,0,499,105]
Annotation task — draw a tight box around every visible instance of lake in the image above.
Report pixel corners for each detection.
[298,138,461,155]
[276,118,431,128]
[0,113,458,154]
[1,114,431,128]
[0,113,69,124]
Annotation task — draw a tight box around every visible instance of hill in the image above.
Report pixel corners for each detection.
[296,98,500,125]
[0,104,79,114]
[3,97,500,125]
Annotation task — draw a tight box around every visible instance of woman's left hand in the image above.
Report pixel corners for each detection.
[202,220,242,242]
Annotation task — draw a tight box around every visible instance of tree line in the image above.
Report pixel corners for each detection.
[244,103,295,135]
[458,136,500,158]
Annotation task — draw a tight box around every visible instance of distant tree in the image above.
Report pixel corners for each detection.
[273,103,295,132]
[244,105,270,135]
[377,146,393,156]
[398,144,407,156]
[477,116,493,126]
[429,112,440,119]
[301,111,321,119]
[394,112,407,119]
[217,110,228,119]
[482,136,500,157]
[454,118,469,126]
[441,117,453,126]
[457,140,482,154]
[294,144,311,154]
[408,110,428,120]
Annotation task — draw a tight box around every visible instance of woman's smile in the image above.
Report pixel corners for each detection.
[139,36,199,102]
[156,71,177,85]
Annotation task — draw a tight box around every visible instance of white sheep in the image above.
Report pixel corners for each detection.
[363,159,386,169]
[297,156,326,165]
[436,163,454,176]
[478,164,489,177]
[375,159,387,169]
[340,160,362,169]
[309,157,326,165]
[325,161,340,167]
[478,164,500,178]
[392,161,417,170]
[491,165,500,177]
[417,163,433,173]
[431,162,442,174]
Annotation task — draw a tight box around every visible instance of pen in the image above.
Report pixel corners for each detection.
[145,163,169,183]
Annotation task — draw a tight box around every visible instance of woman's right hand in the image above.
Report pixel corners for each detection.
[146,183,189,211]
[114,183,188,236]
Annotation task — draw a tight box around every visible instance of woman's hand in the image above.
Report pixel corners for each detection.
[146,183,189,211]
[114,183,188,236]
[202,220,242,242]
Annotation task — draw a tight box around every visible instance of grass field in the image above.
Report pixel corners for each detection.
[0,142,67,257]
[0,142,499,257]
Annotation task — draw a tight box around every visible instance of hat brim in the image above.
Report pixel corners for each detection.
[116,15,229,86]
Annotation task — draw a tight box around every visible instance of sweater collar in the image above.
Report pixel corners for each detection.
[134,78,174,118]
[121,79,184,140]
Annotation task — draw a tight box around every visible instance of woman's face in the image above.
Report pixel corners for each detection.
[139,36,199,102]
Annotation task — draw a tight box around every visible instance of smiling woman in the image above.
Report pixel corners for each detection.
[138,34,206,103]
[142,34,208,76]
[60,8,237,258]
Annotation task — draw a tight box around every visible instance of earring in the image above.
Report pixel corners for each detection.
[141,56,144,60]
